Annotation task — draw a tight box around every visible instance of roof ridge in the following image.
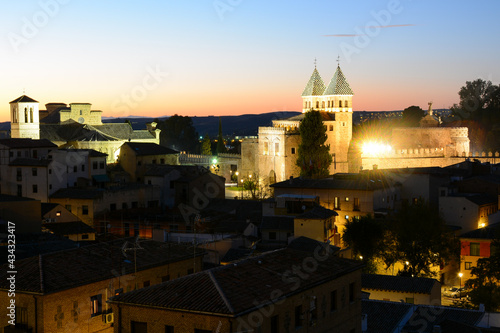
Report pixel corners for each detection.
[39,254,45,293]
[208,270,235,314]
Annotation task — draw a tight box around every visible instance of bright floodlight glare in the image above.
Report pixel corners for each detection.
[361,141,392,156]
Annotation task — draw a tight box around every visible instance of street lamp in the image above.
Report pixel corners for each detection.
[458,272,463,299]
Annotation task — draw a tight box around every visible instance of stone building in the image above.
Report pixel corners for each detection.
[241,64,354,184]
[9,95,160,163]
[0,239,205,333]
[109,238,363,333]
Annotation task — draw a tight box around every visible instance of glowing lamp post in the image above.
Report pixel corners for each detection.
[458,272,463,299]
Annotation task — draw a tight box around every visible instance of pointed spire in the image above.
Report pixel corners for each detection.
[302,65,326,97]
[324,65,353,96]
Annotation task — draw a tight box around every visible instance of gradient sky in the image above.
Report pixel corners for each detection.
[1,0,499,122]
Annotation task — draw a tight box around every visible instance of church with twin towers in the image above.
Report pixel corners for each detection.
[241,63,355,184]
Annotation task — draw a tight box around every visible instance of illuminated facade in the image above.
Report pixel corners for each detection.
[241,64,354,183]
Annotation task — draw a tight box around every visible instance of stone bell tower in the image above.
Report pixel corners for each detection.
[10,95,40,139]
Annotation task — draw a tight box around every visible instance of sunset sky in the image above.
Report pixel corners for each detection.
[1,0,499,122]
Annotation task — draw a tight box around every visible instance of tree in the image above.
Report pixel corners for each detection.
[216,117,226,155]
[124,119,133,128]
[296,110,332,178]
[402,105,425,127]
[384,201,458,277]
[201,134,212,155]
[343,201,458,277]
[156,115,199,152]
[465,232,500,311]
[451,79,498,120]
[450,79,500,150]
[342,215,385,273]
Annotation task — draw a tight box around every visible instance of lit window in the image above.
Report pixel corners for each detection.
[90,294,102,317]
[465,262,472,270]
[470,243,480,256]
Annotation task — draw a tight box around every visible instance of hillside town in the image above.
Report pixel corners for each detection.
[2,57,500,333]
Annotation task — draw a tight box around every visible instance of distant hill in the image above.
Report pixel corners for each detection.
[0,109,451,137]
[103,111,302,137]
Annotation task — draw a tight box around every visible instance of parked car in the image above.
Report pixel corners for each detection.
[443,287,467,298]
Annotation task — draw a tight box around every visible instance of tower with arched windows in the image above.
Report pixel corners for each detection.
[10,95,40,139]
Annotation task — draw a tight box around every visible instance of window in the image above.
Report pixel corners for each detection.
[152,159,157,164]
[331,290,337,311]
[90,294,102,317]
[465,262,472,270]
[16,168,22,181]
[17,151,21,157]
[291,147,296,154]
[33,150,37,158]
[275,142,279,155]
[194,330,211,333]
[264,142,269,155]
[295,305,303,328]
[82,205,89,215]
[316,101,319,108]
[32,168,37,176]
[187,268,194,274]
[73,166,77,173]
[110,203,116,211]
[349,282,355,303]
[81,234,89,240]
[137,161,142,166]
[24,108,28,123]
[334,197,340,210]
[345,100,349,107]
[32,184,38,193]
[81,164,85,172]
[15,307,28,327]
[17,185,22,197]
[322,101,325,108]
[93,161,98,170]
[160,158,165,164]
[122,203,128,209]
[165,325,174,333]
[354,197,360,211]
[65,205,72,212]
[405,297,414,304]
[329,125,333,131]
[143,280,150,287]
[9,151,13,158]
[470,242,480,256]
[270,315,279,332]
[99,161,104,169]
[132,201,138,208]
[131,321,147,333]
[49,169,52,174]
[339,100,343,107]
[269,231,277,240]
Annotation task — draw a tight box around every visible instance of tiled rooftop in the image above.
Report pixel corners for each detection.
[110,242,363,316]
[0,238,205,294]
[362,274,439,294]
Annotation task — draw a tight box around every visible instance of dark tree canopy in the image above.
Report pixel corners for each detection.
[466,231,500,311]
[201,134,212,155]
[343,201,458,277]
[216,117,226,155]
[157,115,199,153]
[296,110,332,178]
[402,105,425,127]
[450,79,500,150]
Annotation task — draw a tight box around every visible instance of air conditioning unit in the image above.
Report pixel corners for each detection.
[102,313,114,323]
